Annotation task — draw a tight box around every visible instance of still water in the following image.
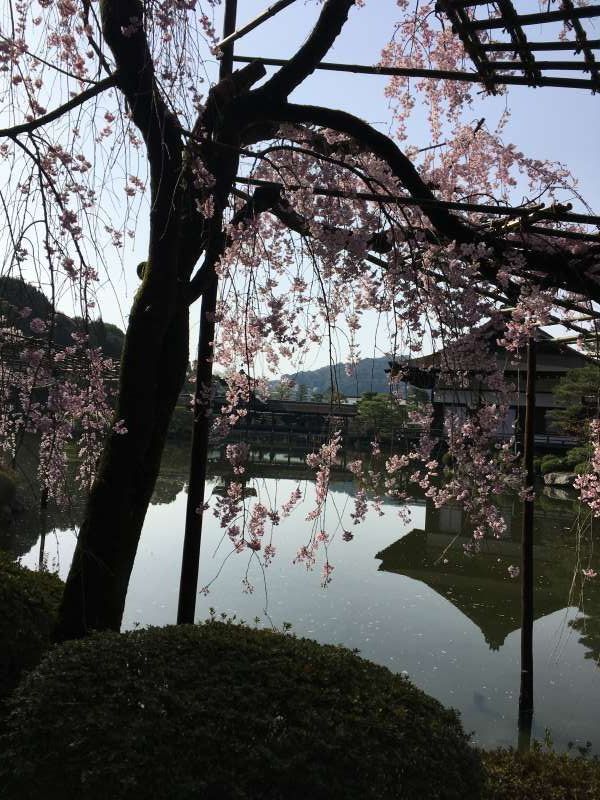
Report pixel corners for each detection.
[7,443,600,753]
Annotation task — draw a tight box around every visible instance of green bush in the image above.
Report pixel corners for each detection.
[483,747,600,800]
[0,553,63,702]
[540,455,567,475]
[0,622,483,800]
[564,444,592,469]
[0,467,17,508]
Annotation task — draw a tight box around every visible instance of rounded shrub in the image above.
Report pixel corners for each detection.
[0,622,483,800]
[0,553,63,701]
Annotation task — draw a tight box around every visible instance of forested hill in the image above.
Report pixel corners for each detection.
[0,276,125,360]
[283,356,399,396]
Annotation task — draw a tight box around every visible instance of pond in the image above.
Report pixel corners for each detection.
[6,440,600,754]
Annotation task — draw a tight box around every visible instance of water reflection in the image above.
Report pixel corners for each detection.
[0,495,83,561]
[376,496,591,653]
[9,441,600,753]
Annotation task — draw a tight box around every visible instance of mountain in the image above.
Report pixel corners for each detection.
[283,356,401,397]
[0,276,125,360]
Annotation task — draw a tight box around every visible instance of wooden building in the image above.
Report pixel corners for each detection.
[409,328,595,445]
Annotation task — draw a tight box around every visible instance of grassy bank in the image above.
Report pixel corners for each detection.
[482,747,600,799]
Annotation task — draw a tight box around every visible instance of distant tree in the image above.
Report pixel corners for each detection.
[0,277,124,356]
[548,364,600,436]
[274,379,294,400]
[356,393,408,440]
[296,384,308,402]
[323,389,346,403]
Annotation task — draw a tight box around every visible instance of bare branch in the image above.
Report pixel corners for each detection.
[0,75,117,139]
[252,0,355,102]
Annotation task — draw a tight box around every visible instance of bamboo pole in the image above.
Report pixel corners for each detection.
[467,6,600,31]
[490,60,593,71]
[216,0,298,49]
[518,335,536,750]
[177,0,238,625]
[232,55,600,91]
[233,174,600,231]
[483,39,600,52]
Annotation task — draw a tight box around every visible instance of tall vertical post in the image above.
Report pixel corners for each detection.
[518,335,536,749]
[38,525,46,571]
[177,0,238,625]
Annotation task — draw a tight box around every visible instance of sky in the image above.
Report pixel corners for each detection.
[4,0,600,372]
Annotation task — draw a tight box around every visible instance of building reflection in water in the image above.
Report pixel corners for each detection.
[375,493,599,658]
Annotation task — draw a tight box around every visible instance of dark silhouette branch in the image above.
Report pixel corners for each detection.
[0,75,117,139]
[99,0,181,176]
[252,0,355,102]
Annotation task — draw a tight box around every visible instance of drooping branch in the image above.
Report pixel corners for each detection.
[0,75,117,139]
[82,0,115,78]
[240,186,516,308]
[187,184,287,304]
[246,102,600,301]
[100,0,188,306]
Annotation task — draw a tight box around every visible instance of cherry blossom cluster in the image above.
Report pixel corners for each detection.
[0,321,121,505]
[575,419,600,520]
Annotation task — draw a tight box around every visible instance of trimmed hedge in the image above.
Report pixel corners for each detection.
[0,466,17,508]
[0,622,483,800]
[0,552,63,702]
[483,747,600,800]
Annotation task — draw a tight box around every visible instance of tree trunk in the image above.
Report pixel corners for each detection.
[54,298,189,640]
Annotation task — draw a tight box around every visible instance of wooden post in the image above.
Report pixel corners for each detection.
[176,0,237,625]
[38,525,46,572]
[518,335,536,748]
[216,0,298,50]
